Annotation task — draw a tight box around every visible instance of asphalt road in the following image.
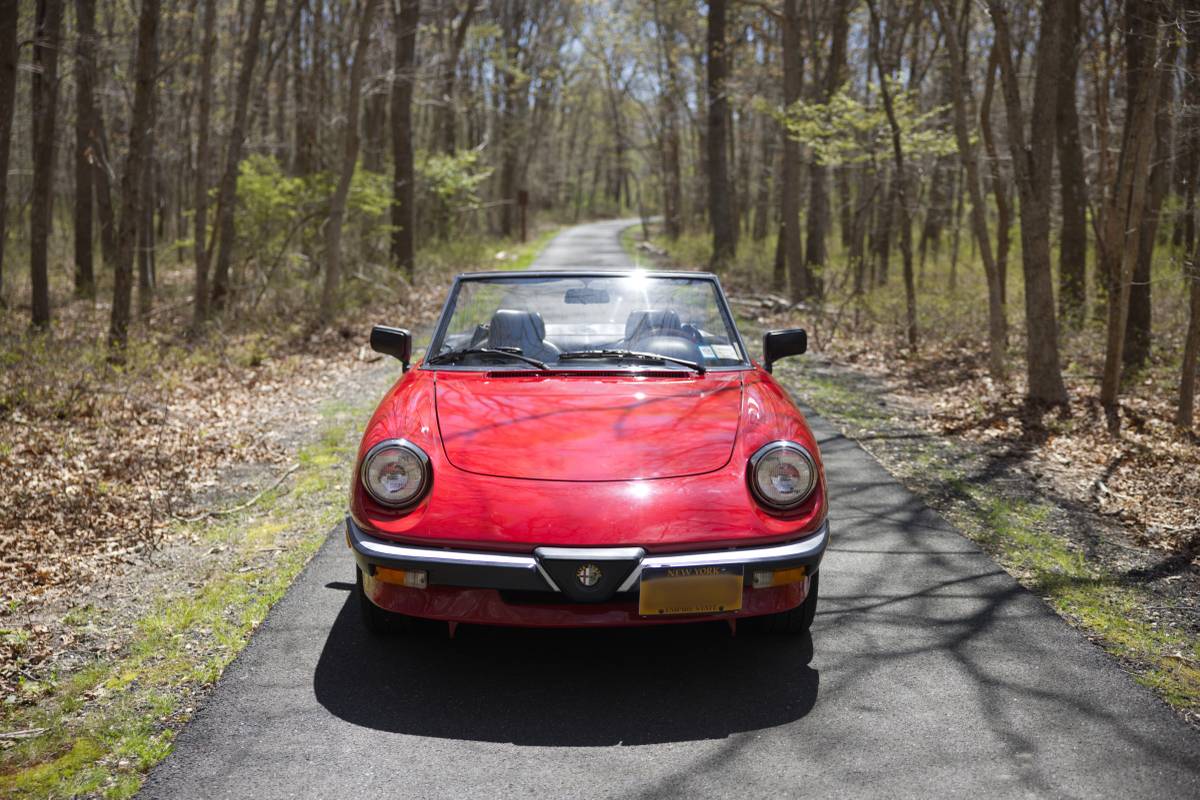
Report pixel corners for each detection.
[530,217,643,269]
[141,220,1200,799]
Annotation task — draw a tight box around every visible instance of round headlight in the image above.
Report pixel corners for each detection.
[749,441,817,509]
[360,439,430,508]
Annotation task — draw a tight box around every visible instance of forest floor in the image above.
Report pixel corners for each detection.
[628,225,1200,727]
[0,227,558,798]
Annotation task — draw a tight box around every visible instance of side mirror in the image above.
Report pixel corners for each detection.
[370,325,412,370]
[763,328,807,373]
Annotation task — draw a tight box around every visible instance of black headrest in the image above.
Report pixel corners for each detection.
[625,309,682,341]
[489,309,546,349]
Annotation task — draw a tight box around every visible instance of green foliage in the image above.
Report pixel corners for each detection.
[774,84,957,166]
[346,165,392,219]
[237,155,392,250]
[234,152,491,274]
[232,156,393,309]
[236,155,313,251]
[416,149,494,239]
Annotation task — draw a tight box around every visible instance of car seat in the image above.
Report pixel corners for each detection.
[487,309,561,362]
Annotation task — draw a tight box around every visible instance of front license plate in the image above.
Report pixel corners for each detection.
[638,565,744,616]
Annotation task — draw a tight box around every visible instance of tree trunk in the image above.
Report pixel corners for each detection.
[136,72,158,317]
[988,0,1069,406]
[274,27,289,163]
[363,91,387,173]
[254,0,290,152]
[655,0,683,241]
[1056,0,1087,328]
[108,0,160,350]
[873,172,894,287]
[30,0,64,329]
[932,0,1005,379]
[1180,251,1200,429]
[917,156,951,277]
[837,166,853,248]
[1091,6,1118,323]
[851,166,873,295]
[437,0,478,154]
[706,0,736,267]
[209,0,268,312]
[661,93,683,240]
[1098,3,1164,426]
[90,113,117,273]
[321,0,380,321]
[191,0,217,330]
[390,0,419,279]
[948,165,964,289]
[752,114,772,242]
[804,0,848,298]
[867,0,916,349]
[781,0,806,299]
[1181,34,1200,263]
[94,13,118,274]
[1125,33,1177,372]
[1178,16,1200,430]
[725,88,739,245]
[494,3,525,238]
[981,43,1010,305]
[73,0,99,299]
[0,0,18,303]
[292,7,316,176]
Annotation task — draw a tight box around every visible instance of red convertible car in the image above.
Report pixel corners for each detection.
[347,270,827,634]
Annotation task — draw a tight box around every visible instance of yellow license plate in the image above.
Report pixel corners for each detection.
[638,565,744,616]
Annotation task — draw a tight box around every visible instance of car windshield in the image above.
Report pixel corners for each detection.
[427,273,748,370]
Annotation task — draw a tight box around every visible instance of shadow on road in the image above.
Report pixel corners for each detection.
[312,594,818,745]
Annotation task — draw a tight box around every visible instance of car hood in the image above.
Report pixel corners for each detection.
[435,371,743,481]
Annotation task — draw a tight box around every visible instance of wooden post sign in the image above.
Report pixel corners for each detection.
[518,189,529,243]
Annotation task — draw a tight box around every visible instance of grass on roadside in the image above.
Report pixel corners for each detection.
[619,223,655,266]
[969,494,1200,711]
[0,399,367,799]
[784,363,1200,721]
[503,225,564,271]
[410,225,562,276]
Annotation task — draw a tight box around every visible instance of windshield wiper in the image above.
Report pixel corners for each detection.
[558,349,705,374]
[426,347,547,370]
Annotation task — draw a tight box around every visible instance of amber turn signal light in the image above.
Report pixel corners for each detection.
[374,566,428,589]
[751,566,806,589]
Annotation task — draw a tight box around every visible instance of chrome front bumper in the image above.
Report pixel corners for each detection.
[347,516,828,599]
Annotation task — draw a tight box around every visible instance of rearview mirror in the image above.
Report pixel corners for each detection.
[564,287,610,304]
[763,328,807,373]
[370,325,412,370]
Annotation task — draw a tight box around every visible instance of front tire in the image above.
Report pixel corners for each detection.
[749,571,819,634]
